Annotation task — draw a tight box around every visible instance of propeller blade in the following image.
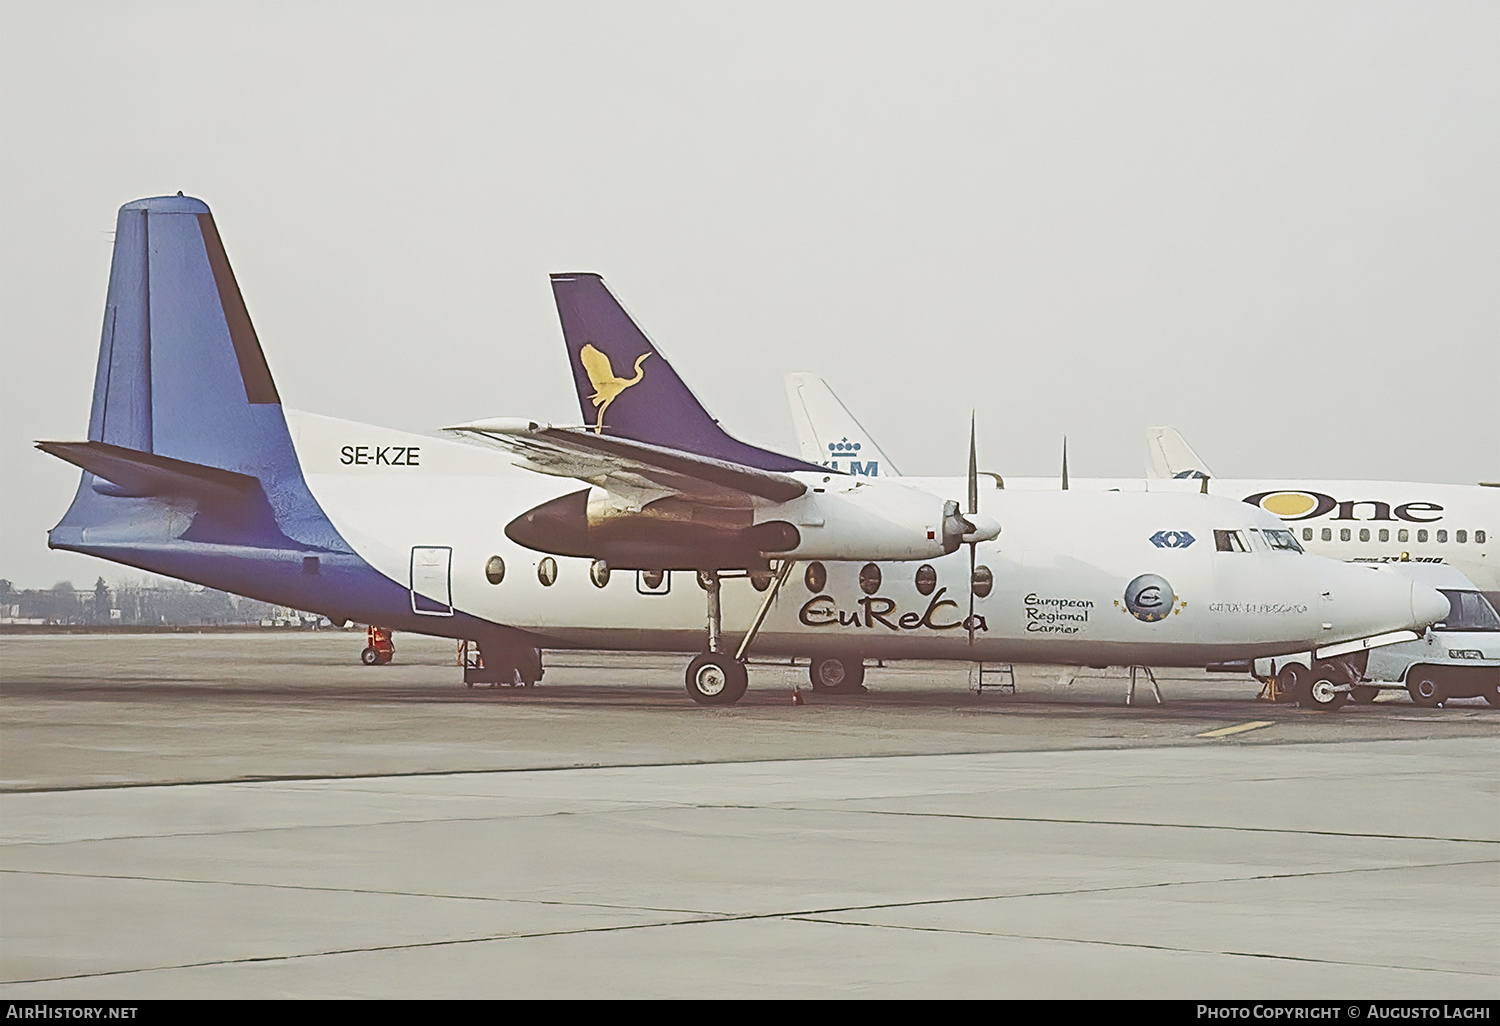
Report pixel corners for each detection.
[967,413,978,644]
[968,411,978,516]
[968,541,976,646]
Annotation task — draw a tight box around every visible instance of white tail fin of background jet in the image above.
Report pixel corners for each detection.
[1145,426,1215,480]
[784,373,901,477]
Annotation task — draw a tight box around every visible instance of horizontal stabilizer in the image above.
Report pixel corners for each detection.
[37,440,263,505]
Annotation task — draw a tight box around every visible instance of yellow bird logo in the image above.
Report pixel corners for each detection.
[579,343,650,434]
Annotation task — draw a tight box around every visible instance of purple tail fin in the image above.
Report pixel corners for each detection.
[550,273,823,473]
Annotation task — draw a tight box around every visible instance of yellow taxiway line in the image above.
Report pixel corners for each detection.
[1196,720,1275,738]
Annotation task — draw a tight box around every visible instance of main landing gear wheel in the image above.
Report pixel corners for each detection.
[1300,674,1349,711]
[686,653,748,706]
[809,657,865,694]
[1351,685,1380,704]
[1407,673,1444,708]
[360,647,381,666]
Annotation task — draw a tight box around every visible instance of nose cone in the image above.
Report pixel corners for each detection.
[1411,582,1451,628]
[1320,563,1448,644]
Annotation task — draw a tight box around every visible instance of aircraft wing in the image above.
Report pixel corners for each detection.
[444,419,807,510]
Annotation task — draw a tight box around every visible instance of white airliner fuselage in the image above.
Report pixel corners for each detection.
[961,477,1494,593]
[290,410,1441,669]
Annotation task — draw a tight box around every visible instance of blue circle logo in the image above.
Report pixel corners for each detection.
[1124,574,1175,622]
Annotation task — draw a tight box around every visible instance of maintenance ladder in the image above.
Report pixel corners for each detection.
[971,662,1016,694]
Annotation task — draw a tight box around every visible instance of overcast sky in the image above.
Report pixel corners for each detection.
[2,1,1495,588]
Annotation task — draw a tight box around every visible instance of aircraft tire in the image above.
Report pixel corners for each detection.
[1274,664,1307,704]
[686,654,748,706]
[1407,672,1444,708]
[809,657,865,694]
[360,647,380,666]
[1351,685,1380,704]
[1300,674,1348,711]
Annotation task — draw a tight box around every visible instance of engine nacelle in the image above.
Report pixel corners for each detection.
[504,476,999,570]
[765,476,998,561]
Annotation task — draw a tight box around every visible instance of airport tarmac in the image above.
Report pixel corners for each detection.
[1,632,1496,998]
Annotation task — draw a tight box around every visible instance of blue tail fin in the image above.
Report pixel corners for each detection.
[550,273,823,473]
[48,195,343,552]
[42,195,545,653]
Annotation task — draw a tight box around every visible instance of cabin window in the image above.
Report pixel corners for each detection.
[589,560,610,588]
[1417,530,1428,543]
[1340,528,1351,542]
[805,562,827,593]
[1322,528,1332,542]
[859,563,882,596]
[537,558,557,586]
[1378,529,1389,542]
[750,568,772,592]
[1214,530,1248,552]
[1456,530,1467,544]
[1398,529,1409,543]
[1359,528,1370,542]
[1477,531,1487,544]
[914,564,937,596]
[972,564,994,599]
[1302,528,1313,541]
[639,569,666,591]
[485,556,505,585]
[1436,530,1448,543]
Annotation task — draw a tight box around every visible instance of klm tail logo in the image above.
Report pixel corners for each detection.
[579,343,650,434]
[827,438,878,476]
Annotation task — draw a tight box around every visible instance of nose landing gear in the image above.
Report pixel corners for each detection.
[1298,656,1365,711]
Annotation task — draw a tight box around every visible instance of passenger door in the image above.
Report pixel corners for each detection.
[410,545,454,616]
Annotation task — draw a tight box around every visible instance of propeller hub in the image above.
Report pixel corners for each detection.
[961,513,1000,544]
[941,503,998,552]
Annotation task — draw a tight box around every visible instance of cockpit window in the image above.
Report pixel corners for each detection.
[1263,529,1303,553]
[1437,591,1500,632]
[1214,530,1248,552]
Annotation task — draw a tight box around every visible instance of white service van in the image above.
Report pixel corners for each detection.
[1362,564,1500,706]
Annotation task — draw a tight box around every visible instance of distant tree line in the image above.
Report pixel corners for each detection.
[0,577,287,626]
